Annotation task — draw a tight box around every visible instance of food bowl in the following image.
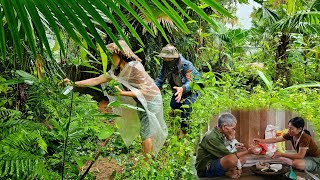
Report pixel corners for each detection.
[261,168,278,173]
[270,164,283,171]
[256,162,270,170]
[251,164,289,177]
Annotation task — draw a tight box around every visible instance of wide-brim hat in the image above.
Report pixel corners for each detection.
[106,40,141,61]
[158,44,179,60]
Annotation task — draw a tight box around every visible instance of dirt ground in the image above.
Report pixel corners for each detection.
[82,157,123,180]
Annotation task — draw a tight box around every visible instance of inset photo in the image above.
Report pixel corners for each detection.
[194,110,320,179]
[1,0,320,179]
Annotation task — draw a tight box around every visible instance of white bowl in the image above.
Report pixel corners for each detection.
[270,164,282,171]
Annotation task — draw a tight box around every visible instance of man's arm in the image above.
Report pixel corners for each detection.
[253,137,285,144]
[273,136,310,159]
[172,57,201,102]
[181,59,201,93]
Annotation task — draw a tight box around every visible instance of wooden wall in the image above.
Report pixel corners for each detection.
[232,109,267,147]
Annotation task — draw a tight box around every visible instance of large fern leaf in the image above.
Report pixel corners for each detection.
[0,119,45,140]
[0,107,21,119]
[0,147,60,179]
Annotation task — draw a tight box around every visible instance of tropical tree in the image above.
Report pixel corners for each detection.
[0,0,234,120]
[107,0,239,78]
[0,1,235,179]
[252,0,320,86]
[0,0,231,72]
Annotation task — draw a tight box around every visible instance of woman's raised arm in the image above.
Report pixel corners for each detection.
[64,74,111,87]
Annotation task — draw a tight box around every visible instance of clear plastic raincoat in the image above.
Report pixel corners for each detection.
[102,61,167,154]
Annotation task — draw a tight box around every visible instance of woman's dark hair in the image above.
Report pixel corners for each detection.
[119,52,134,63]
[288,117,311,136]
[113,52,133,75]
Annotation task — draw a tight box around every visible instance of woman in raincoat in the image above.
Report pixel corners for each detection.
[64,40,167,157]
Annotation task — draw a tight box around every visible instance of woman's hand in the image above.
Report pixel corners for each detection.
[115,86,136,98]
[63,78,71,85]
[115,86,124,95]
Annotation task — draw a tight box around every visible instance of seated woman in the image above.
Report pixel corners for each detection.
[254,117,320,172]
[64,40,168,159]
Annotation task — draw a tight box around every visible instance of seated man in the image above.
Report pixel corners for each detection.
[195,113,259,178]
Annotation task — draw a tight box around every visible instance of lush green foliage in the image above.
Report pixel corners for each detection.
[0,0,320,179]
[0,75,115,179]
[1,55,320,180]
[107,66,320,179]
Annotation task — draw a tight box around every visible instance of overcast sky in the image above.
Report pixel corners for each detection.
[234,0,261,29]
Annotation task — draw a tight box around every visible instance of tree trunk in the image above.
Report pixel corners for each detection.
[16,84,26,111]
[316,51,320,80]
[275,34,290,87]
[217,42,223,67]
[303,50,307,81]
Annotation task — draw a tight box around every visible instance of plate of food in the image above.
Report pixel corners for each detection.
[250,162,289,176]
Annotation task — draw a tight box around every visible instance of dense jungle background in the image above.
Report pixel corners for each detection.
[0,0,320,179]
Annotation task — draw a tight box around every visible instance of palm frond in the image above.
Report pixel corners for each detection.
[0,0,232,80]
[132,0,170,42]
[285,83,320,90]
[1,0,23,61]
[310,0,320,11]
[152,0,189,33]
[261,6,280,24]
[138,4,178,35]
[0,0,231,62]
[271,11,320,34]
[257,70,273,91]
[0,6,6,60]
[182,0,220,30]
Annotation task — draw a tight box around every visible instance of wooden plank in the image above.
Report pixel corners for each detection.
[239,110,250,147]
[267,110,276,128]
[260,109,268,139]
[285,111,293,150]
[232,109,241,141]
[249,110,260,146]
